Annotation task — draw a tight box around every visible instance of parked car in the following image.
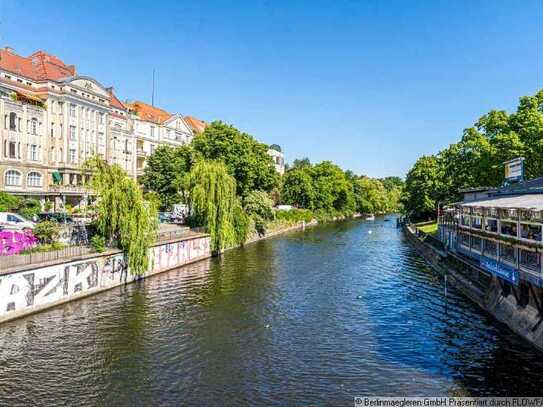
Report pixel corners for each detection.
[158,212,172,223]
[0,212,36,231]
[36,212,74,224]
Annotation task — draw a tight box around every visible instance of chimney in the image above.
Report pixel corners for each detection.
[3,46,14,54]
[66,64,76,76]
[106,86,114,95]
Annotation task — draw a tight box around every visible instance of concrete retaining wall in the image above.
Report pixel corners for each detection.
[404,224,543,352]
[0,235,211,324]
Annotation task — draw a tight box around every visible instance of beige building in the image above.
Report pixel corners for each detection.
[0,47,200,209]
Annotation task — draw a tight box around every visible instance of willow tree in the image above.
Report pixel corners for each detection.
[84,157,158,276]
[187,160,249,253]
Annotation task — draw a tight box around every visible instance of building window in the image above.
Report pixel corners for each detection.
[51,123,55,137]
[150,126,155,138]
[30,119,38,135]
[485,218,498,233]
[520,223,542,242]
[500,244,516,265]
[70,104,76,118]
[500,221,517,238]
[30,144,38,161]
[9,112,16,130]
[70,125,76,140]
[482,239,497,258]
[98,112,104,124]
[471,216,482,229]
[4,170,21,186]
[461,215,470,227]
[8,142,16,158]
[69,149,77,163]
[27,172,42,187]
[471,236,482,252]
[520,249,541,272]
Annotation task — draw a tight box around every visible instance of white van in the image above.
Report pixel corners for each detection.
[0,212,36,231]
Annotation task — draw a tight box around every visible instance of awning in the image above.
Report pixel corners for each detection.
[52,171,62,184]
[461,194,543,211]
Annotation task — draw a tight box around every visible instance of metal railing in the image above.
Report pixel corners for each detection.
[0,245,94,271]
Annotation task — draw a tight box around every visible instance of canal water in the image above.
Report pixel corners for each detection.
[2,217,543,405]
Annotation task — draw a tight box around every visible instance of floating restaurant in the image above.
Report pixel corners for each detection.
[438,158,543,287]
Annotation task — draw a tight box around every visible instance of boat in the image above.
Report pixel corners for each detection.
[366,214,375,220]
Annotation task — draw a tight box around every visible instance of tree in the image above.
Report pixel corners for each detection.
[0,192,20,212]
[187,160,249,252]
[192,121,279,198]
[140,145,193,210]
[401,155,444,220]
[311,161,355,213]
[281,167,315,208]
[354,178,388,214]
[85,157,158,276]
[244,190,274,221]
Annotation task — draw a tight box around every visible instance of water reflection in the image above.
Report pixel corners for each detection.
[1,218,543,405]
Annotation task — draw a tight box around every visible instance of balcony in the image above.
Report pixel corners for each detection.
[48,184,93,196]
[136,148,147,156]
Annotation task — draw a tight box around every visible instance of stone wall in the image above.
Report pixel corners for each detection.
[0,235,211,324]
[404,224,543,352]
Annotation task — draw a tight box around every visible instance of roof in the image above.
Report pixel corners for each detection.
[184,116,207,133]
[0,48,76,81]
[461,194,543,211]
[109,91,126,110]
[128,101,171,124]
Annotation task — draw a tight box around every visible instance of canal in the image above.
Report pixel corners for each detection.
[2,217,543,405]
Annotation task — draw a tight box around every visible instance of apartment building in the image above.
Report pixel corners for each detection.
[0,47,201,209]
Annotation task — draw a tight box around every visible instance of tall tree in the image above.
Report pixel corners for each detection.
[192,121,279,198]
[140,145,193,210]
[85,158,158,276]
[187,160,249,253]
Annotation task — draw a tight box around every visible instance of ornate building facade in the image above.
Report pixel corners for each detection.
[0,47,202,209]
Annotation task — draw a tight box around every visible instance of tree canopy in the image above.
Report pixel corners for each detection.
[402,88,543,220]
[192,121,279,198]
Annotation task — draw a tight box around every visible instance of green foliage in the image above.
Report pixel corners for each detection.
[192,121,279,198]
[18,198,41,220]
[140,145,193,210]
[401,155,443,221]
[281,168,316,208]
[90,234,106,253]
[33,221,60,244]
[275,208,314,224]
[43,201,53,212]
[244,190,274,221]
[187,160,249,252]
[85,157,158,276]
[0,192,20,212]
[22,241,65,254]
[403,88,543,220]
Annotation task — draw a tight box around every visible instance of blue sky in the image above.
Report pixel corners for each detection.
[2,0,543,177]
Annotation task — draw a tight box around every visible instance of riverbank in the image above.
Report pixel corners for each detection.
[403,223,543,352]
[0,217,326,326]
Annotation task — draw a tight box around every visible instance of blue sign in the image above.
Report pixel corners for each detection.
[480,255,519,285]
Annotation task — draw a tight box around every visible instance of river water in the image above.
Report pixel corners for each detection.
[2,217,543,405]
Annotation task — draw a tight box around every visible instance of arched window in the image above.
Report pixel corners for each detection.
[4,170,21,186]
[27,172,42,187]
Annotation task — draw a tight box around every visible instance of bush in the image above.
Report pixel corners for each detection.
[21,241,65,254]
[0,192,21,212]
[275,208,314,224]
[18,198,41,220]
[244,190,274,221]
[33,221,59,244]
[90,234,106,253]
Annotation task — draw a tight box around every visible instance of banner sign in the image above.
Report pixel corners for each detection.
[480,255,519,285]
[504,157,524,182]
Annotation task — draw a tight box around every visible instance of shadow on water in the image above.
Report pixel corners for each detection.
[2,217,543,405]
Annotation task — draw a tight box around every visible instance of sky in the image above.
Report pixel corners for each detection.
[2,0,543,178]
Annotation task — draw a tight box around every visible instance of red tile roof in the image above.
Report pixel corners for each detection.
[184,116,208,133]
[108,89,127,110]
[0,48,76,81]
[127,101,172,124]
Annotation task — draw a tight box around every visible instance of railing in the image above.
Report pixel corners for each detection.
[0,245,94,271]
[155,227,191,242]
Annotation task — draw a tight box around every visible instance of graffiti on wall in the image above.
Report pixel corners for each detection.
[0,236,211,317]
[0,230,38,256]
